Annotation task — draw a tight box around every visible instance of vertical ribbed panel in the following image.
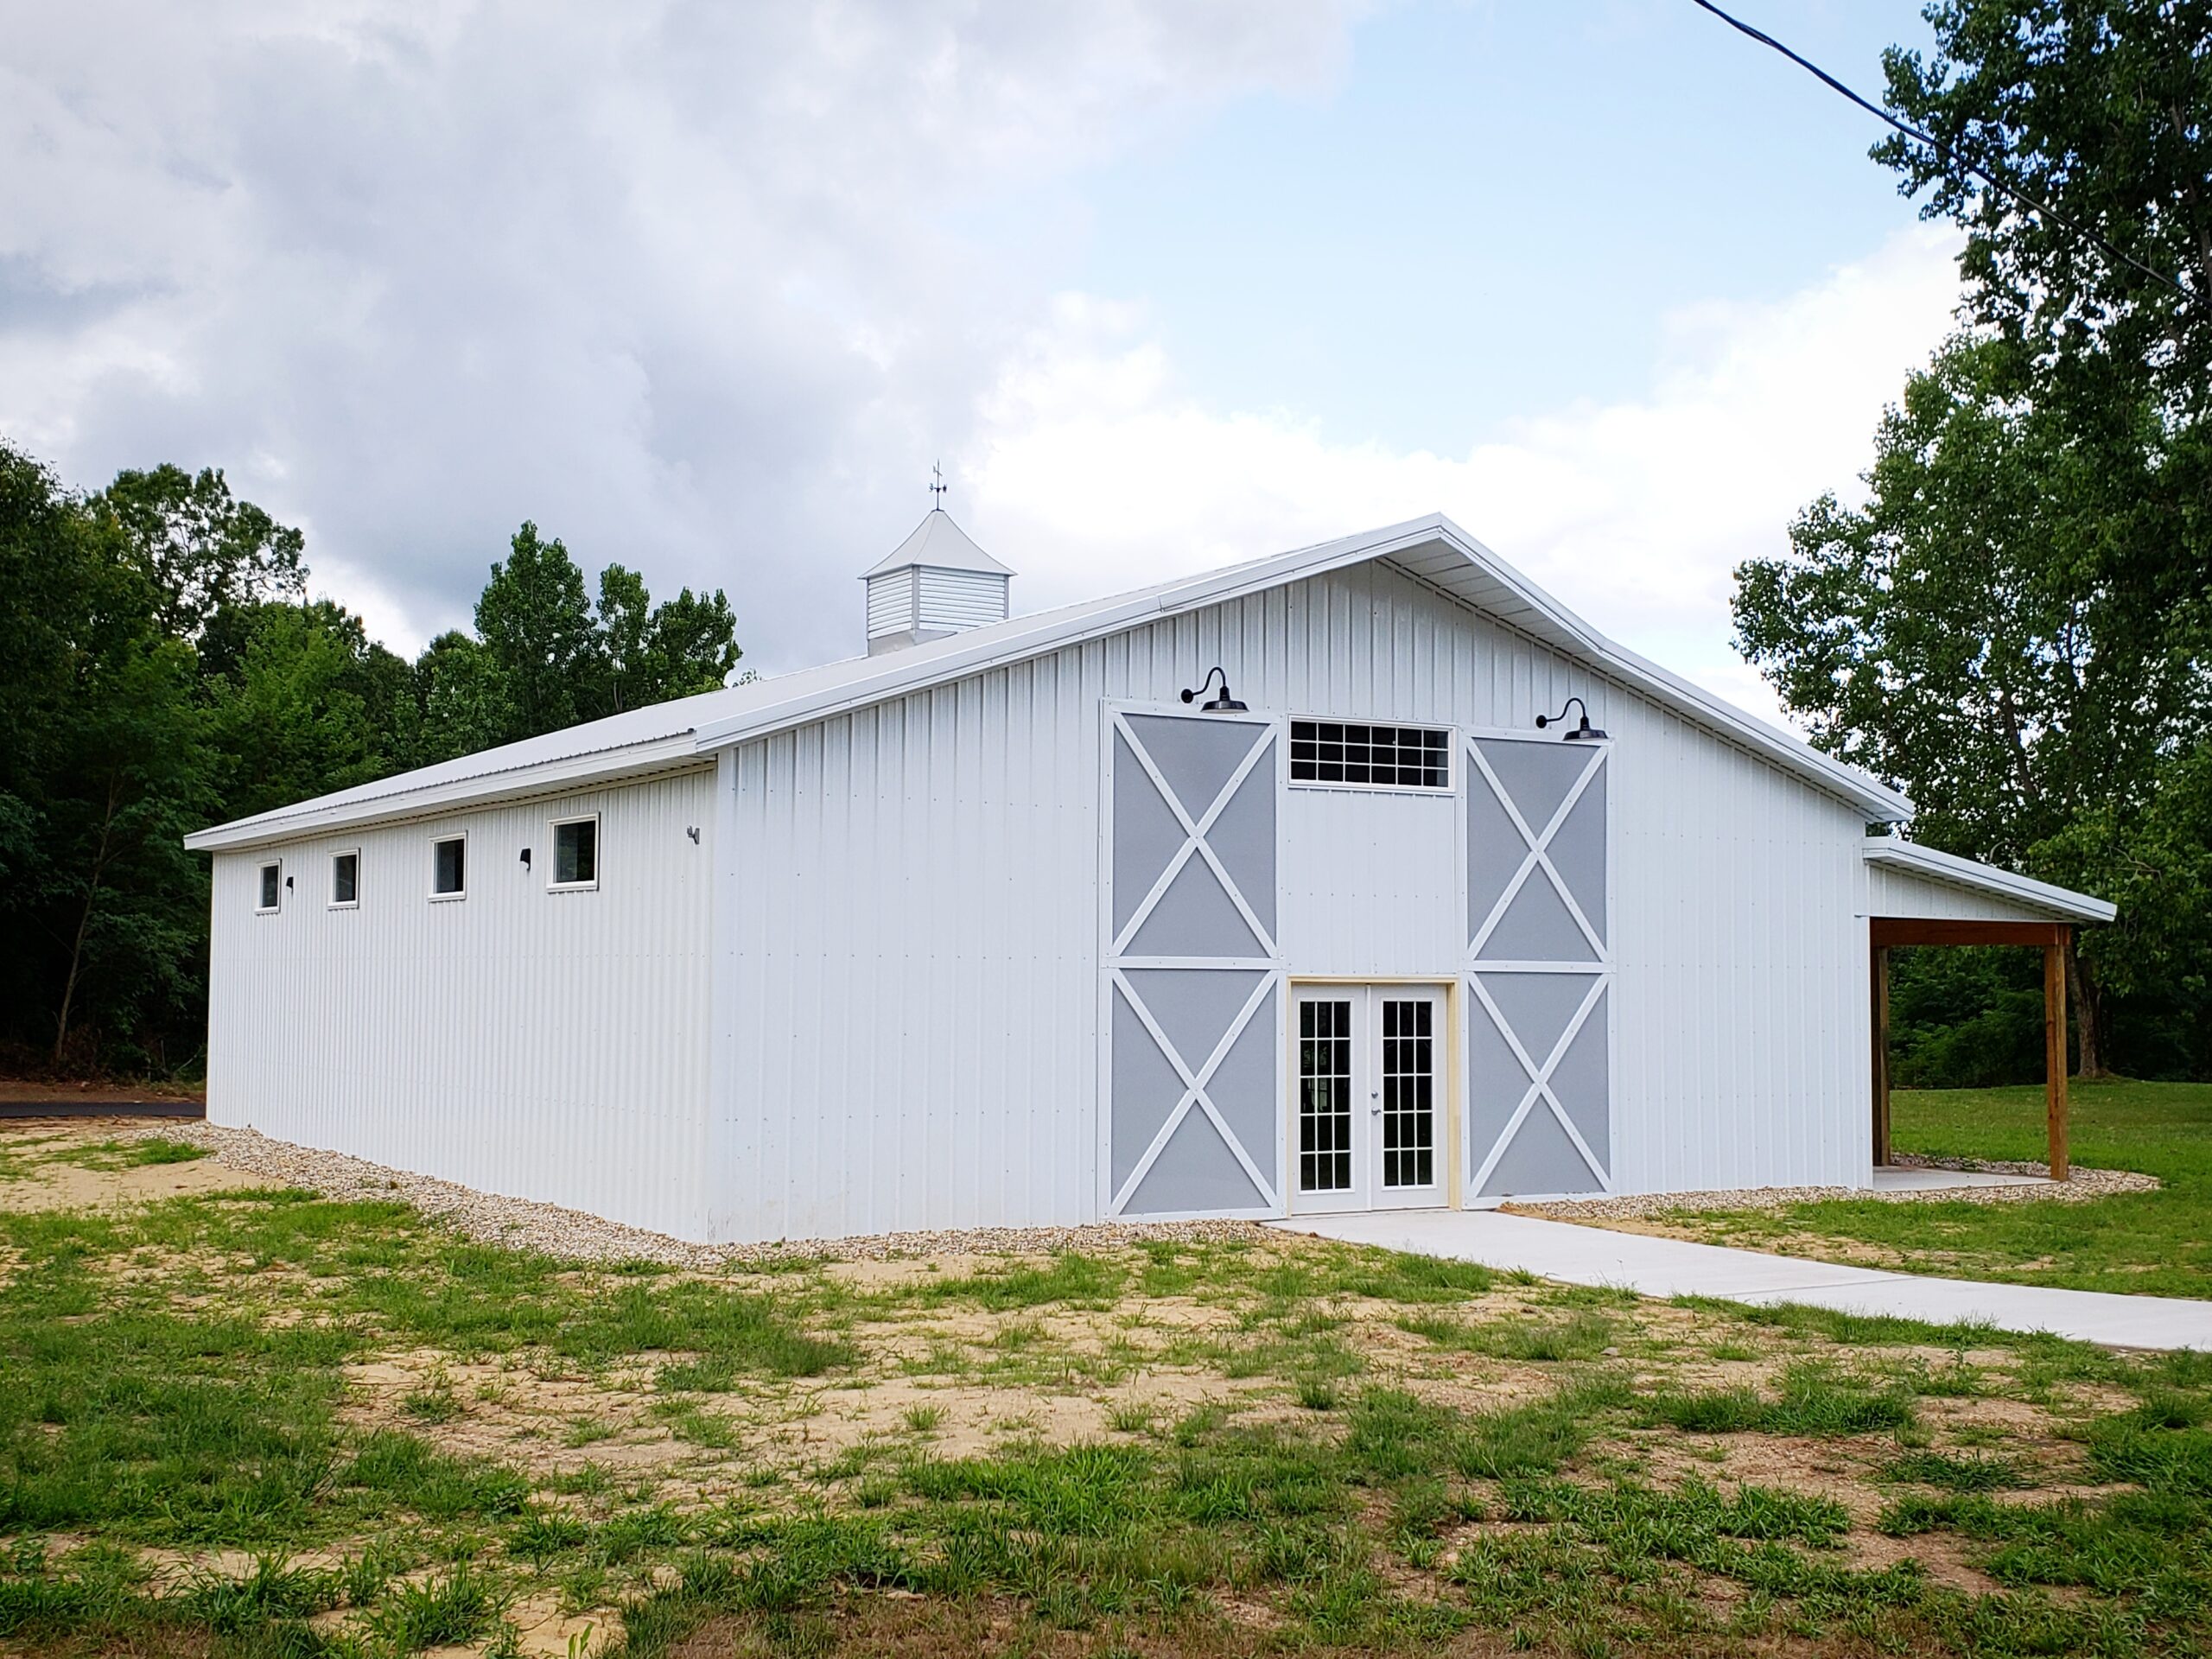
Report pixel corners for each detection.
[1866,864,2039,922]
[206,767,717,1236]
[1279,789,1459,976]
[709,555,1885,1240]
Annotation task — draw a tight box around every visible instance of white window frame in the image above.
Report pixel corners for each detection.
[546,812,601,893]
[328,849,361,910]
[429,832,468,902]
[1286,715,1456,796]
[255,860,283,915]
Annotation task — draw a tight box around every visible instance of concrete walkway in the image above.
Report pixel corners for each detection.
[1273,1210,2212,1351]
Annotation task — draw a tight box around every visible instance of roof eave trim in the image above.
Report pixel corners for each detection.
[1862,838,2118,924]
[184,734,706,853]
[694,511,1909,822]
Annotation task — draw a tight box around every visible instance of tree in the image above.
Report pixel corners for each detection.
[202,601,402,820]
[1734,336,2208,1075]
[0,443,214,1070]
[95,463,307,638]
[473,524,741,741]
[474,522,595,742]
[402,632,517,770]
[591,563,743,715]
[1879,0,2212,413]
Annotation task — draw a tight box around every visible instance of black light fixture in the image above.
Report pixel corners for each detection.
[519,847,532,868]
[1536,696,1607,741]
[1180,666,1248,714]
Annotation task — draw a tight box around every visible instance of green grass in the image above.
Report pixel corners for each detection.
[11,1138,2212,1657]
[1665,1080,2212,1298]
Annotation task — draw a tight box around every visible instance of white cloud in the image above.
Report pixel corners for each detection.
[0,0,1360,660]
[970,224,1964,728]
[3,0,1962,727]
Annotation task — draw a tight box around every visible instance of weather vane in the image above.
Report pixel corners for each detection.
[930,461,947,510]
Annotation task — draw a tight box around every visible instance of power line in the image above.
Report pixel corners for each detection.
[1688,0,2189,300]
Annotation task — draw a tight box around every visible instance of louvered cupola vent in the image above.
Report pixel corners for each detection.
[862,509,1013,655]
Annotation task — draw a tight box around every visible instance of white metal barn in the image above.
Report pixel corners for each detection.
[187,512,2115,1243]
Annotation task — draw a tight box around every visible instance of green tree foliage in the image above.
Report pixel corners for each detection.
[1737,339,2209,1077]
[1738,0,2212,1080]
[1878,0,2212,414]
[0,439,743,1074]
[0,447,214,1071]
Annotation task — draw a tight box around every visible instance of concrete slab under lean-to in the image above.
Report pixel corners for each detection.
[1273,1209,2212,1351]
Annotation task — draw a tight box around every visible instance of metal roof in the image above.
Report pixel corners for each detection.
[860,509,1014,578]
[186,513,1915,852]
[1862,836,2117,924]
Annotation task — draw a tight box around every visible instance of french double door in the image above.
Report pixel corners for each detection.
[1290,985,1447,1213]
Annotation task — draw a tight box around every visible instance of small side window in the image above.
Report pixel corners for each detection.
[331,850,359,908]
[257,861,281,913]
[431,836,467,899]
[550,815,598,890]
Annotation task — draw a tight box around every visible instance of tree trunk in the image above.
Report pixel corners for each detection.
[52,780,121,1068]
[2064,931,2109,1079]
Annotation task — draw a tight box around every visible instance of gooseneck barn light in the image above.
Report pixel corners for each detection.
[1180,666,1248,714]
[1536,696,1607,741]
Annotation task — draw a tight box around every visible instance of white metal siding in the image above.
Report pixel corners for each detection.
[1280,788,1461,976]
[916,568,1009,632]
[709,556,1879,1240]
[207,767,717,1236]
[1866,863,2043,922]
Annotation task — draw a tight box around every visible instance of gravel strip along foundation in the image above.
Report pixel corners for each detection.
[1505,1154,2159,1224]
[121,1120,1264,1267]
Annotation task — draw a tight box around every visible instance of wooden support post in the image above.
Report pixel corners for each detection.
[2044,940,2069,1182]
[1871,944,1891,1167]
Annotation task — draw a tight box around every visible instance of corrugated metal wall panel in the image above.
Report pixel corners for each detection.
[1281,788,1460,976]
[207,767,716,1236]
[710,556,1878,1239]
[1866,863,2039,922]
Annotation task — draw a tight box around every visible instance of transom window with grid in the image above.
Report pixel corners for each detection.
[1288,720,1449,790]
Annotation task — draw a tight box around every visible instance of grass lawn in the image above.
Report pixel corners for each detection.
[4,1120,2212,1657]
[1630,1081,2212,1300]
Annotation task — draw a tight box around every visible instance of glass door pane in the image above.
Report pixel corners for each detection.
[1297,997,1357,1203]
[1373,993,1443,1207]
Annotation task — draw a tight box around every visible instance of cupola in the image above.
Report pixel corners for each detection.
[862,506,1014,655]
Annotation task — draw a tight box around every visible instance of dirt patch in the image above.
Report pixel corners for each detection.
[0,1122,274,1213]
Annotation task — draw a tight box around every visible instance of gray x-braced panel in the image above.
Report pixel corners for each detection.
[1205,756,1277,940]
[1113,732,1188,937]
[1123,1109,1265,1215]
[1118,969,1267,1076]
[1125,715,1265,823]
[1466,767,1525,948]
[1548,769,1606,945]
[1465,1002,1526,1166]
[1476,739,1584,836]
[1478,972,1594,1072]
[1110,989,1189,1192]
[1547,988,1609,1175]
[1125,854,1266,959]
[1479,1106,1593,1198]
[1202,984,1278,1170]
[1482,873,1599,963]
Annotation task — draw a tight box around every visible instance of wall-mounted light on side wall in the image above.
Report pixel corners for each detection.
[1535,696,1608,741]
[1179,666,1248,714]
[687,826,701,844]
[519,848,532,868]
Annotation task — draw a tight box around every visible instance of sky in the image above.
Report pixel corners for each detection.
[0,0,1963,724]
